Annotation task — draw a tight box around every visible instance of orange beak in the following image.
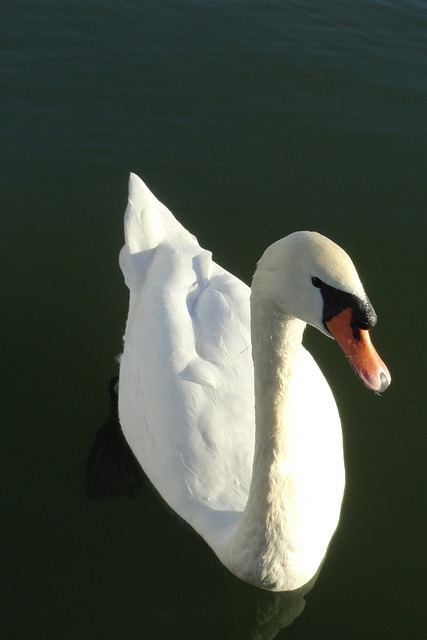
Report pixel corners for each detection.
[326,308,391,392]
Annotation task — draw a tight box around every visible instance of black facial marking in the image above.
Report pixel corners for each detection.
[311,276,377,332]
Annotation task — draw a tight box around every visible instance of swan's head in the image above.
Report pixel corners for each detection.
[252,231,391,392]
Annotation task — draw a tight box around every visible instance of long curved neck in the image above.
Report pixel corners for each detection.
[225,294,307,589]
[246,300,305,527]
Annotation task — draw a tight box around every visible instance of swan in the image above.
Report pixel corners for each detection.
[118,173,391,591]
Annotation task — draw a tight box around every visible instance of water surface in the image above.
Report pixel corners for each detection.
[2,1,427,638]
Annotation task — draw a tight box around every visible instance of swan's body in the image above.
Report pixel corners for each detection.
[118,174,390,591]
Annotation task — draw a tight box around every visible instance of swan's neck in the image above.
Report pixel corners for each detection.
[222,291,344,591]
[226,300,309,589]
[249,303,306,526]
[251,305,303,461]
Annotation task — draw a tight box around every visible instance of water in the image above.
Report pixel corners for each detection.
[2,1,427,638]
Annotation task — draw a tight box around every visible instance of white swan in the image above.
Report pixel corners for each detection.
[118,174,391,591]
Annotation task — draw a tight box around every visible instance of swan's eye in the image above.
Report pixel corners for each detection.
[311,277,324,288]
[315,278,378,331]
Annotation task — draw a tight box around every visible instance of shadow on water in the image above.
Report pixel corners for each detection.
[86,376,145,500]
[86,377,319,639]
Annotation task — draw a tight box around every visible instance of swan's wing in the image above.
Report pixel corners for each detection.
[118,175,255,538]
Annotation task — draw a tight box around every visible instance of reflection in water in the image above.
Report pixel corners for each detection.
[87,378,320,638]
[224,569,317,639]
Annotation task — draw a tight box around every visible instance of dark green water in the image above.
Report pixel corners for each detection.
[2,1,427,638]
